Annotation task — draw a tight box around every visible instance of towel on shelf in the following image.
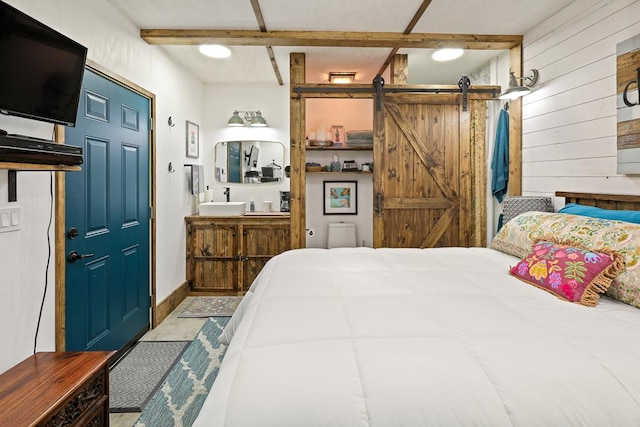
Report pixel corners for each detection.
[491,108,509,203]
[346,130,373,140]
[346,130,373,146]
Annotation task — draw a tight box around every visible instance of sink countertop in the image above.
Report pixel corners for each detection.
[243,211,290,216]
[188,212,290,218]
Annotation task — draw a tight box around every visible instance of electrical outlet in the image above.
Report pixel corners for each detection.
[306,228,315,237]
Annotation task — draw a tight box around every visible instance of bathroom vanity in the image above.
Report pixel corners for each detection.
[185,213,291,294]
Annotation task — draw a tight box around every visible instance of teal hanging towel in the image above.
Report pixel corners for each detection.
[491,108,510,203]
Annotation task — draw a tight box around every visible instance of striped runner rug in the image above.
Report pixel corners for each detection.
[134,317,230,427]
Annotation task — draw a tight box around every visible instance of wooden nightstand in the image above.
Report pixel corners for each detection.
[0,351,114,426]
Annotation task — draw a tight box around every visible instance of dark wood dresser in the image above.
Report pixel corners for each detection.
[0,351,114,426]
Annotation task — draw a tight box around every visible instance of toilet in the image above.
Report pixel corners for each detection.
[327,222,357,248]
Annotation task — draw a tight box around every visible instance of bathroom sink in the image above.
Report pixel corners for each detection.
[198,201,246,216]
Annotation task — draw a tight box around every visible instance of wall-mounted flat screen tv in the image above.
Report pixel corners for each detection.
[0,1,88,127]
[248,145,259,168]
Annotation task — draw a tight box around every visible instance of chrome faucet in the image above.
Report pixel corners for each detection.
[223,187,230,202]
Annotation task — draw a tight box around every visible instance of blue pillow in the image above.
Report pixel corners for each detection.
[558,203,640,224]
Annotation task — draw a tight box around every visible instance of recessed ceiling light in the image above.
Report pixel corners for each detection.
[198,44,231,59]
[329,72,356,84]
[432,48,464,62]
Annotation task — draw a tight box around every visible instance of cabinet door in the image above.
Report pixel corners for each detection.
[189,223,239,292]
[241,224,290,291]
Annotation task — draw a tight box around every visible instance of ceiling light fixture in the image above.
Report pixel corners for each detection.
[432,48,464,62]
[499,69,539,100]
[198,44,231,58]
[329,72,356,84]
[227,110,268,127]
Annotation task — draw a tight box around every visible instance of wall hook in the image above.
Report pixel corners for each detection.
[168,162,176,173]
[168,116,175,127]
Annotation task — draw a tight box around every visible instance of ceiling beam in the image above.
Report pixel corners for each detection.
[250,0,283,85]
[378,0,434,76]
[140,29,522,49]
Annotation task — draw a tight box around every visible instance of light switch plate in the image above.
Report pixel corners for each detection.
[0,207,21,233]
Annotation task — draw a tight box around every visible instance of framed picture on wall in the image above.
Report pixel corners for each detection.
[330,125,345,145]
[323,180,357,215]
[186,120,199,158]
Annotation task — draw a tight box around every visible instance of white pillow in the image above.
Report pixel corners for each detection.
[218,291,253,345]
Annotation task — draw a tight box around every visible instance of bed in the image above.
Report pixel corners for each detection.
[194,192,640,427]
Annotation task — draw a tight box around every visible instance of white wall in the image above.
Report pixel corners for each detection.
[305,99,374,248]
[201,83,290,207]
[522,0,640,205]
[0,0,203,374]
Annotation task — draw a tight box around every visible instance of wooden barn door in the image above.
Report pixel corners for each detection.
[373,93,472,248]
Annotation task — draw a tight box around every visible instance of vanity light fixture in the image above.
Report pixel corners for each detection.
[499,69,540,100]
[198,44,231,58]
[329,72,356,84]
[432,48,464,62]
[227,110,268,127]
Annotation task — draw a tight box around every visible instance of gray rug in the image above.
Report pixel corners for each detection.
[177,296,243,318]
[110,341,189,412]
[134,317,230,427]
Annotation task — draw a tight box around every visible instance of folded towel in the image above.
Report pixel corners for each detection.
[346,130,373,140]
[346,139,373,146]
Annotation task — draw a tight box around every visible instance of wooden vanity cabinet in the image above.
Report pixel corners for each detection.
[186,215,291,294]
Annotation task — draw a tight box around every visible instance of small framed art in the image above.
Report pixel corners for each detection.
[330,125,345,145]
[186,120,199,158]
[323,180,357,215]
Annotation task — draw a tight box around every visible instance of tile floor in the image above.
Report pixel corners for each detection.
[109,297,208,427]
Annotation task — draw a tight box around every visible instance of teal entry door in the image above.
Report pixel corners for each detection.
[227,142,241,183]
[65,68,151,351]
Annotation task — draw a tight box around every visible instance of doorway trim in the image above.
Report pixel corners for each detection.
[54,59,157,351]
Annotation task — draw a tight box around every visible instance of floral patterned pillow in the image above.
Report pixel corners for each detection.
[510,239,624,306]
[491,211,640,309]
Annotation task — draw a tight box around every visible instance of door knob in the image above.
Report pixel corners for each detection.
[67,251,95,263]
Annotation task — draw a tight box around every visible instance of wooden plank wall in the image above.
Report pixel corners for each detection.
[521,0,640,201]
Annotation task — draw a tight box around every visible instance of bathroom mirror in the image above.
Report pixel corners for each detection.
[215,140,285,184]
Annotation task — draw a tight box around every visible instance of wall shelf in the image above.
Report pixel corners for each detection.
[306,146,372,151]
[0,162,81,171]
[0,162,80,202]
[306,171,372,175]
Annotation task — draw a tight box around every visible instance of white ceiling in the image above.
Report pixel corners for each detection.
[106,0,576,85]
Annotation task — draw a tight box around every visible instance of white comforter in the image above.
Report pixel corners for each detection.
[194,247,640,426]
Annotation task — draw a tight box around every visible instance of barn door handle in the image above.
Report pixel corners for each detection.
[67,251,95,263]
[375,192,383,215]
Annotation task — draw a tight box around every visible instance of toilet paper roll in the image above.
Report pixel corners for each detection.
[204,188,214,202]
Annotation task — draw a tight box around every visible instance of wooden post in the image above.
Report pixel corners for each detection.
[289,53,306,249]
[508,44,523,196]
[390,54,408,84]
[54,125,66,351]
